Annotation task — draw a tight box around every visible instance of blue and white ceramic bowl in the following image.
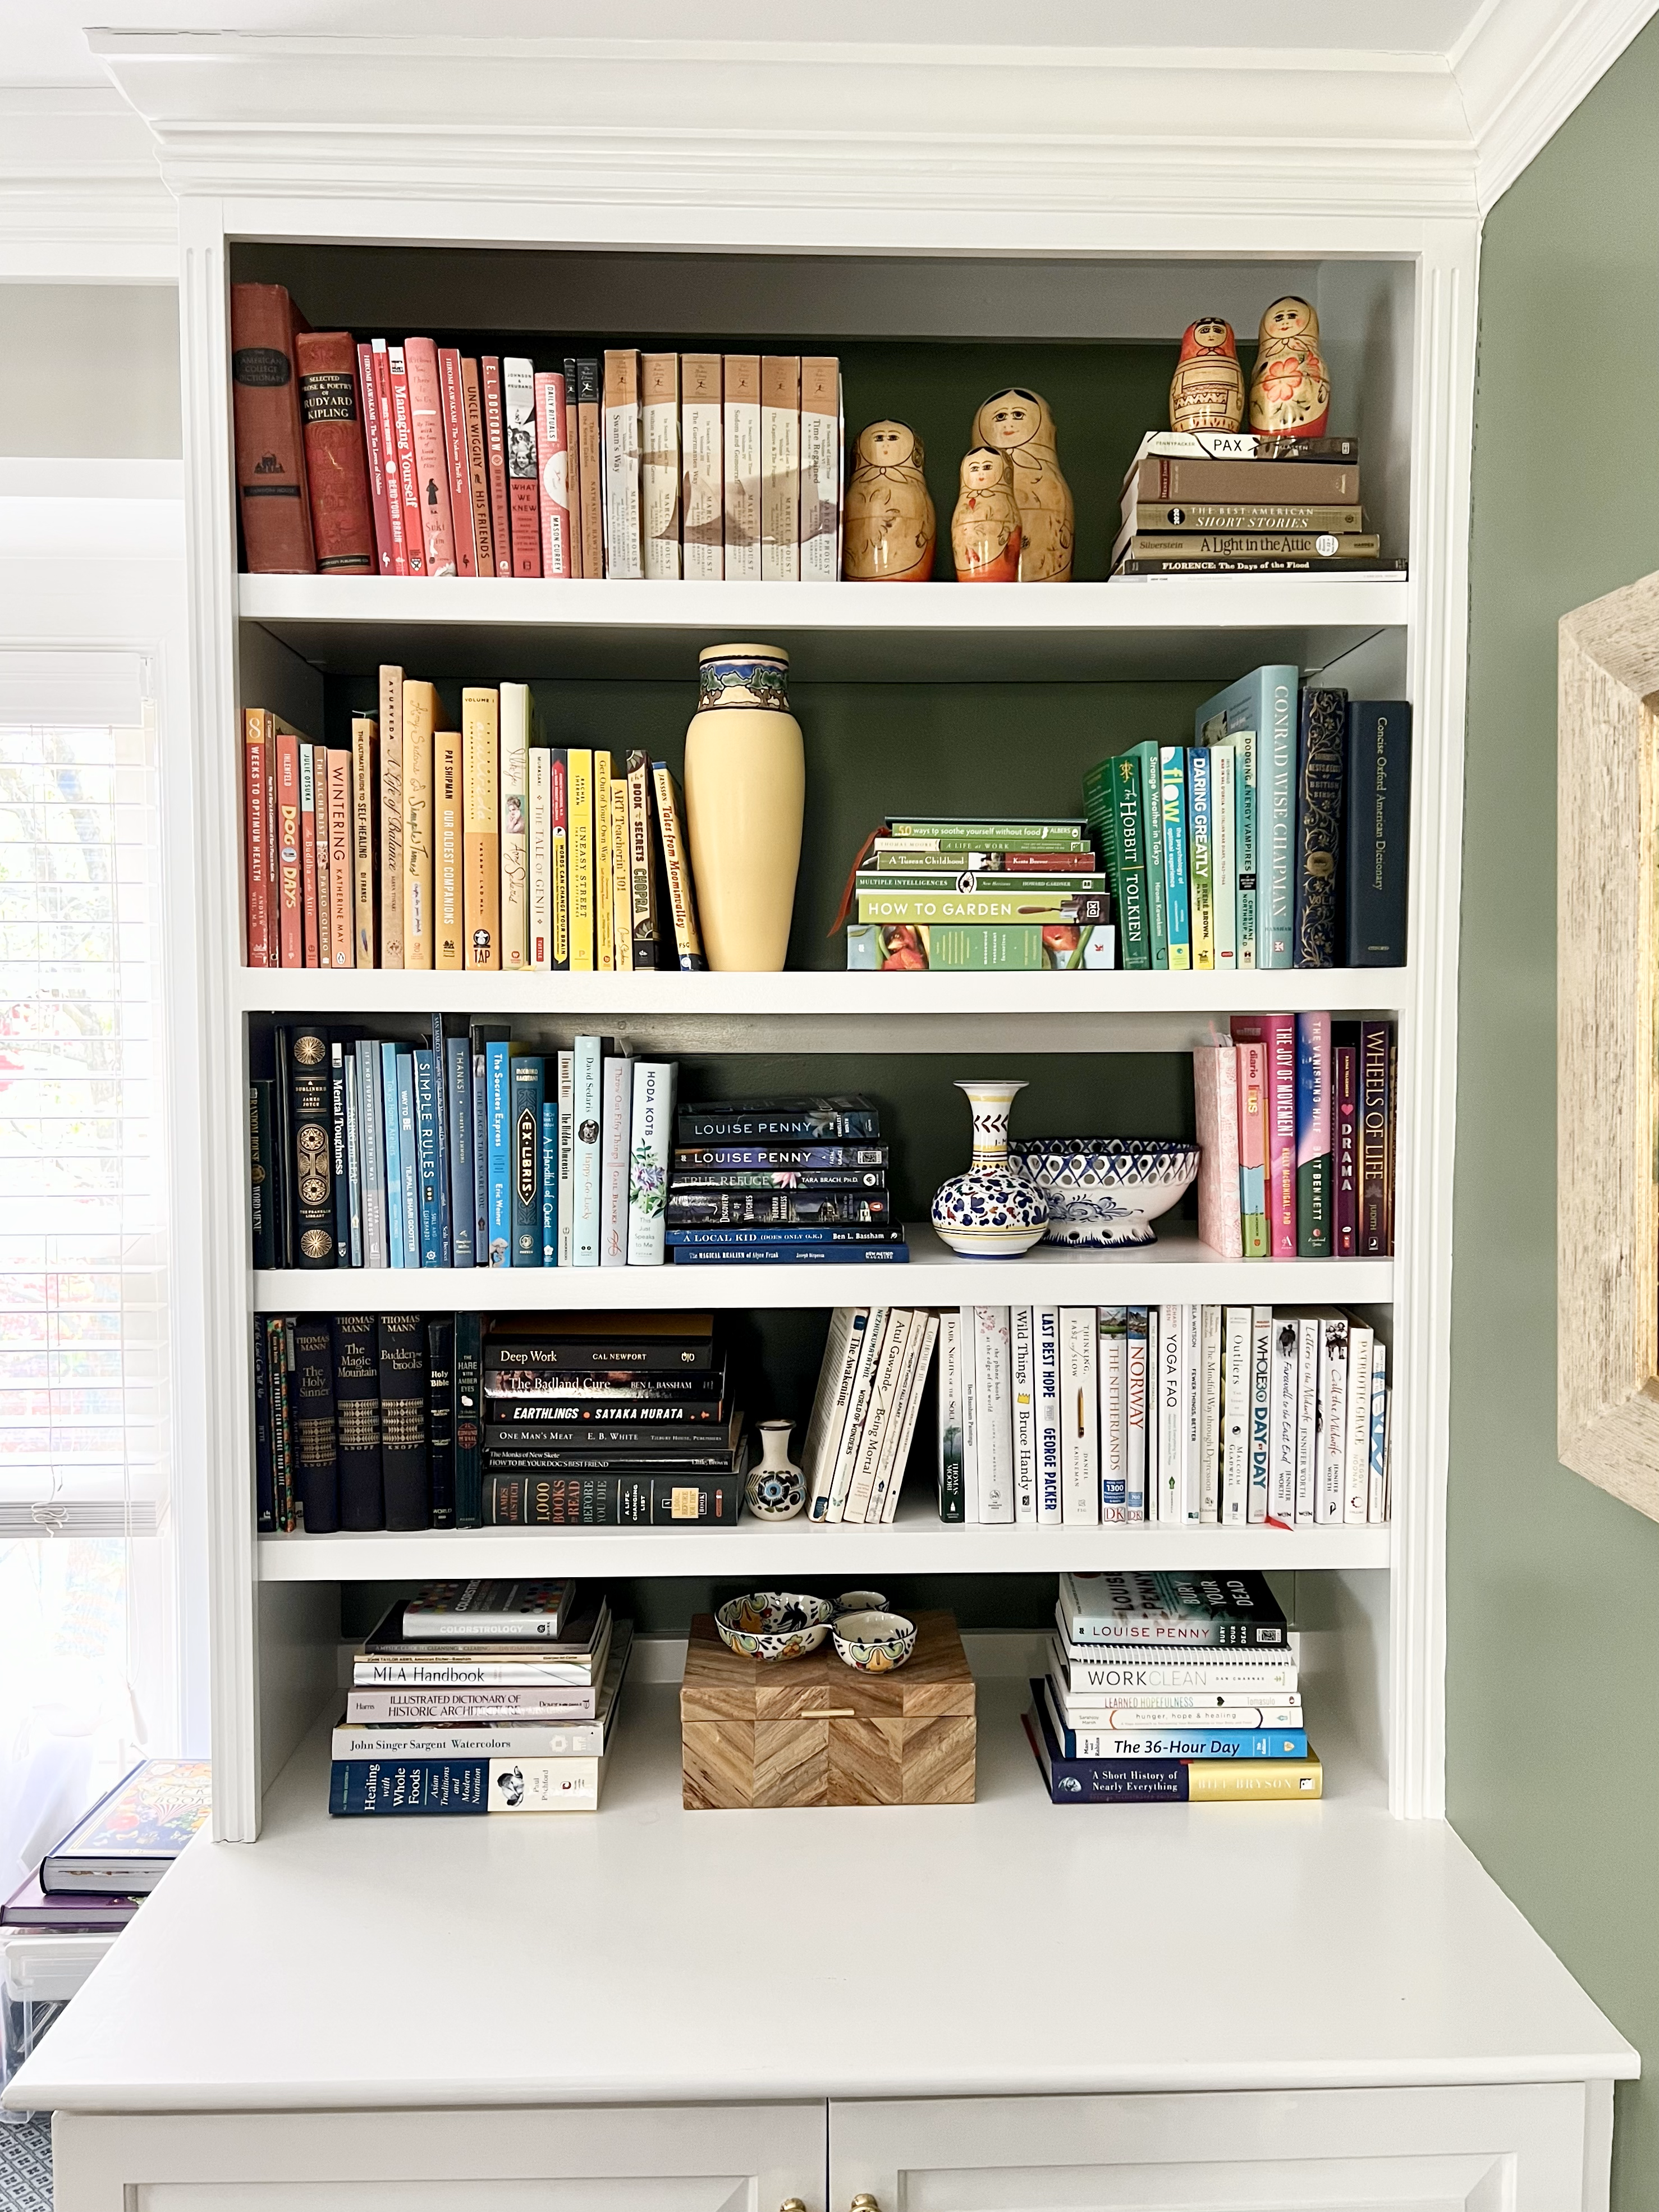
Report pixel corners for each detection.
[930,1167,1049,1257]
[1009,1137,1200,1248]
[715,1591,835,1663]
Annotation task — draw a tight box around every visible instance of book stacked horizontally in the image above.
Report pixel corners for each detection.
[1025,1570,1320,1803]
[1,1760,211,1929]
[801,1306,941,1522]
[332,1581,633,1815]
[668,1097,907,1265]
[843,816,1112,973]
[1111,430,1403,576]
[483,1315,745,1527]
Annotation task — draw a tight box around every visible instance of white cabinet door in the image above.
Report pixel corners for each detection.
[52,2103,827,2212]
[830,2084,1605,2212]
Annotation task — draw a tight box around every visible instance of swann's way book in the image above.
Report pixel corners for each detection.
[42,1760,212,1893]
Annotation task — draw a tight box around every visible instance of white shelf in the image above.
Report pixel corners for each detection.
[254,1223,1395,1312]
[237,573,1408,684]
[256,1497,1391,1580]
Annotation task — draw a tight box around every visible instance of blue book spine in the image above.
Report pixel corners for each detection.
[572,1034,602,1268]
[430,1018,451,1265]
[472,1052,488,1268]
[670,1243,910,1265]
[342,1047,363,1268]
[487,1042,513,1267]
[396,1051,420,1269]
[1158,747,1190,968]
[510,1056,546,1266]
[541,1101,558,1266]
[356,1047,382,1269]
[444,1036,474,1266]
[328,1760,491,1816]
[380,1042,405,1271]
[414,1048,442,1267]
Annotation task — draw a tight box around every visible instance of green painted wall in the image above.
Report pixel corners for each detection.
[1450,20,1659,2201]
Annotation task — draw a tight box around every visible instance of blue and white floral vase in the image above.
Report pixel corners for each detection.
[931,1079,1049,1257]
[745,1421,807,1520]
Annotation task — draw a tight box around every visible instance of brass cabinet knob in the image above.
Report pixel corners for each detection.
[781,2200,807,2212]
[851,2197,882,2211]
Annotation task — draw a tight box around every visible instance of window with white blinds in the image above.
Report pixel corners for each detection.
[0,676,169,1538]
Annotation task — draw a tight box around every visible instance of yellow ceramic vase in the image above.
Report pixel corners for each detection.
[682,643,804,972]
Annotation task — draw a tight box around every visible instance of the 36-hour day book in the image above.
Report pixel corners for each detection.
[1024,1692,1321,1805]
[42,1761,212,1892]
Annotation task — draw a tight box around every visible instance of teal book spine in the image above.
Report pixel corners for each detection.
[1234,731,1258,970]
[510,1055,545,1266]
[541,1101,558,1265]
[1194,663,1296,968]
[395,1051,420,1270]
[379,1042,405,1270]
[413,1048,442,1266]
[1187,745,1214,970]
[1129,742,1168,968]
[1158,746,1191,969]
[486,1039,513,1268]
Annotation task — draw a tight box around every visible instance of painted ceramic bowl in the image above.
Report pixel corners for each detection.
[835,1589,888,1615]
[831,1609,918,1673]
[930,1166,1049,1257]
[1009,1138,1200,1248]
[715,1591,835,1663]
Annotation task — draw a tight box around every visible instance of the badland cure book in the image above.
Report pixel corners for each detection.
[230,282,315,573]
[292,331,374,573]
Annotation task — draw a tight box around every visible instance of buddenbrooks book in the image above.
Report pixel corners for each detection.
[1057,1568,1289,1647]
[41,1760,212,1893]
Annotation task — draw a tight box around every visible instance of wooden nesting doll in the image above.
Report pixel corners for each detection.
[842,420,936,582]
[972,388,1074,583]
[950,446,1022,583]
[1170,316,1245,433]
[1248,295,1331,439]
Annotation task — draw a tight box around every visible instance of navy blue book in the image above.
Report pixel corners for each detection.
[329,1039,351,1265]
[1343,700,1411,966]
[427,1317,455,1529]
[444,1033,474,1266]
[414,1048,443,1267]
[1292,685,1347,969]
[333,1314,383,1531]
[378,1312,429,1531]
[511,1056,546,1267]
[292,1316,340,1533]
[453,1309,483,1528]
[253,1319,274,1531]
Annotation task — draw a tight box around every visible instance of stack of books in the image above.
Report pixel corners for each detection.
[252,1028,680,1272]
[1193,1021,1397,1260]
[1085,666,1412,971]
[801,1306,941,1522]
[482,1315,746,1527]
[668,1096,907,1265]
[843,816,1112,973]
[244,682,705,973]
[331,1582,633,1815]
[0,1760,211,1927]
[231,285,843,584]
[937,1305,1389,1527]
[1026,1570,1321,1803]
[1110,429,1401,576]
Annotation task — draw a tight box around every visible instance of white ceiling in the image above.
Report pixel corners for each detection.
[0,0,1501,86]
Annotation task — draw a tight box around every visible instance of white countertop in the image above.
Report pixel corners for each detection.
[7,1683,1635,2114]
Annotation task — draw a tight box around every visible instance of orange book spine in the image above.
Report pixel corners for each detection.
[327,749,354,967]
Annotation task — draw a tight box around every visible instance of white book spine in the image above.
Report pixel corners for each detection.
[1156,1304,1183,1523]
[680,367,724,581]
[571,1037,604,1267]
[761,391,801,579]
[867,1307,927,1523]
[827,1307,891,1523]
[806,1306,864,1517]
[1343,1322,1374,1522]
[1317,1316,1349,1525]
[1010,1305,1038,1523]
[1099,1309,1128,1521]
[1124,1307,1149,1522]
[1248,1305,1273,1525]
[1059,1306,1099,1525]
[1222,1305,1252,1526]
[1294,1315,1320,1523]
[936,1309,963,1520]
[882,1312,938,1523]
[554,1049,575,1267]
[603,384,641,579]
[800,365,840,582]
[1198,1302,1223,1523]
[1211,740,1238,970]
[528,744,552,972]
[599,1054,631,1268]
[498,681,529,972]
[624,1060,671,1266]
[845,1309,914,1524]
[1035,1306,1062,1524]
[1180,1302,1203,1522]
[723,383,762,583]
[640,360,681,581]
[1368,1340,1390,1524]
[971,1305,1015,1523]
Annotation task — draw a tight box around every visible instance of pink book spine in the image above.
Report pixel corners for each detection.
[358,342,395,575]
[386,345,425,576]
[534,370,573,580]
[402,337,457,578]
[1263,1011,1299,1257]
[1334,1036,1359,1256]
[439,347,477,576]
[1193,1043,1243,1260]
[368,341,409,576]
[1236,1038,1267,1253]
[480,356,514,576]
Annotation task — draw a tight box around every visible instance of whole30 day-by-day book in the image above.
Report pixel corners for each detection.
[42,1760,213,1893]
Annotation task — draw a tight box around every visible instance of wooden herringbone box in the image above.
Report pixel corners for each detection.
[680,1608,975,1809]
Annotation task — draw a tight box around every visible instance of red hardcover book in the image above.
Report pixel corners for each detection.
[274,725,303,969]
[327,749,354,967]
[387,346,427,576]
[439,349,476,576]
[293,331,374,574]
[460,358,494,575]
[1333,1026,1359,1256]
[480,356,513,576]
[402,337,457,578]
[369,340,409,576]
[534,369,572,579]
[244,711,272,967]
[357,341,395,574]
[299,741,321,968]
[229,282,315,574]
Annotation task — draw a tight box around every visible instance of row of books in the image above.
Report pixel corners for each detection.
[1193,1019,1397,1260]
[666,1094,906,1266]
[798,1307,941,1524]
[232,285,844,585]
[244,679,706,973]
[936,1304,1390,1526]
[842,814,1115,973]
[1085,668,1411,970]
[331,1582,633,1815]
[0,1759,212,1930]
[1027,1569,1322,1802]
[1112,429,1397,578]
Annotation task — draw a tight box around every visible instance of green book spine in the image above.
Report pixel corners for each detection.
[1112,755,1150,970]
[927,926,1048,971]
[1159,748,1191,970]
[1129,742,1169,968]
[1234,731,1258,970]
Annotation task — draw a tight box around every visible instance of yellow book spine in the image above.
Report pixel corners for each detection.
[377,663,404,969]
[498,680,530,973]
[462,686,501,969]
[609,775,633,972]
[436,731,463,969]
[567,747,594,971]
[1185,1756,1323,1802]
[593,749,614,974]
[401,679,437,970]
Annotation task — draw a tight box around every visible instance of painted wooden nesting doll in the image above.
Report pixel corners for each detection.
[1248,295,1331,439]
[950,446,1023,582]
[842,420,936,582]
[972,388,1074,583]
[1170,316,1245,433]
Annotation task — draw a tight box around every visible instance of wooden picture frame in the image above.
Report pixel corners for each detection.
[1557,570,1659,1511]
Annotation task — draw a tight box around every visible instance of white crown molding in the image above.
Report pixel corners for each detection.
[1454,0,1659,208]
[0,86,175,281]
